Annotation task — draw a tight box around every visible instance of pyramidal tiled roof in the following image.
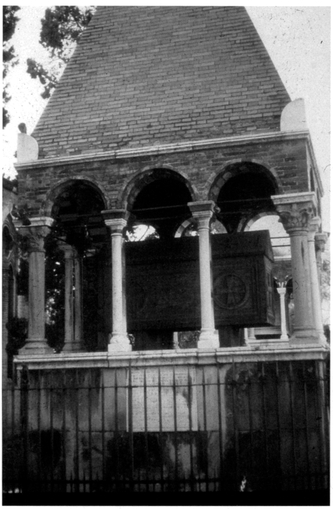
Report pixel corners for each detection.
[32,6,290,160]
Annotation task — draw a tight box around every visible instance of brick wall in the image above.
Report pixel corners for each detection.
[17,137,308,216]
[32,7,290,160]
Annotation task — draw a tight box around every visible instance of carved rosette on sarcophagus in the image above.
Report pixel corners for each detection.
[126,230,275,332]
[212,231,275,326]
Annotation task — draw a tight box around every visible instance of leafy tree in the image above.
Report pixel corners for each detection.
[27,6,95,99]
[44,234,65,352]
[3,6,20,127]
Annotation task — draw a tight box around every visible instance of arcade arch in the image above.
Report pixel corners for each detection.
[45,180,110,352]
[209,162,279,233]
[125,169,194,240]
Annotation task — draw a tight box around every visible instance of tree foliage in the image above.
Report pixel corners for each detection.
[3,6,20,127]
[27,6,95,99]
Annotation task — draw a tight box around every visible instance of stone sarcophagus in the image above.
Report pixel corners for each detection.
[126,231,275,331]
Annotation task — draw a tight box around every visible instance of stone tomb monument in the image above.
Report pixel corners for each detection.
[126,230,275,334]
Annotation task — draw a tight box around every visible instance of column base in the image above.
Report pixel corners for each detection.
[18,340,54,356]
[108,333,132,352]
[197,329,219,349]
[279,333,289,341]
[290,329,327,347]
[62,342,85,353]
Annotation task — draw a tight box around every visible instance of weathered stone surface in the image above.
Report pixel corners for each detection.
[126,232,274,331]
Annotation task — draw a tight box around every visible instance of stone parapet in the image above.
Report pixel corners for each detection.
[14,344,328,371]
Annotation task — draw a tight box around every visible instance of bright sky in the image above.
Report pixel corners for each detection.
[2,4,331,232]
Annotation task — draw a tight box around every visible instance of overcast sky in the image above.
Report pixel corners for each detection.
[2,3,331,231]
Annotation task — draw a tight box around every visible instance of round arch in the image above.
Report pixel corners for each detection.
[207,161,281,234]
[41,176,108,217]
[207,160,282,203]
[118,167,198,211]
[238,210,282,232]
[174,218,196,238]
[174,217,228,238]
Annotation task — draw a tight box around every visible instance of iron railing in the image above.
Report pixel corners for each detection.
[2,357,329,495]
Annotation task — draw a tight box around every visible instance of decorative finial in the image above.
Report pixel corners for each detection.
[18,123,27,134]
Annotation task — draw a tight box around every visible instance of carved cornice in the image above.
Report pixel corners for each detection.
[14,130,311,168]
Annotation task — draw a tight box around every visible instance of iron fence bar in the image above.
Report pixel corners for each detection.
[188,364,194,492]
[315,360,327,489]
[202,366,208,491]
[323,361,330,488]
[89,370,93,489]
[143,366,149,490]
[128,360,135,491]
[114,367,119,488]
[75,369,80,492]
[101,374,106,485]
[274,361,283,489]
[20,366,29,493]
[288,362,297,490]
[215,356,223,491]
[172,364,178,491]
[37,369,43,487]
[260,362,269,477]
[302,360,311,489]
[62,369,67,492]
[136,464,140,492]
[158,366,164,491]
[11,377,15,440]
[247,363,254,476]
[231,358,240,489]
[50,375,55,492]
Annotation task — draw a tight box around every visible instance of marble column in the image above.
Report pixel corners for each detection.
[276,284,289,341]
[272,193,318,345]
[188,201,219,349]
[15,217,54,355]
[308,218,326,344]
[58,242,83,352]
[103,210,132,352]
[74,249,84,348]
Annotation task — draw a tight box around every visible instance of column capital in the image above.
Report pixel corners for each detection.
[188,200,216,218]
[315,232,328,253]
[102,209,129,233]
[277,286,287,295]
[15,216,54,253]
[188,201,218,229]
[57,239,75,259]
[308,216,321,235]
[272,192,317,233]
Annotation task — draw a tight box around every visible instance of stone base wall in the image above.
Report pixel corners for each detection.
[4,350,329,493]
